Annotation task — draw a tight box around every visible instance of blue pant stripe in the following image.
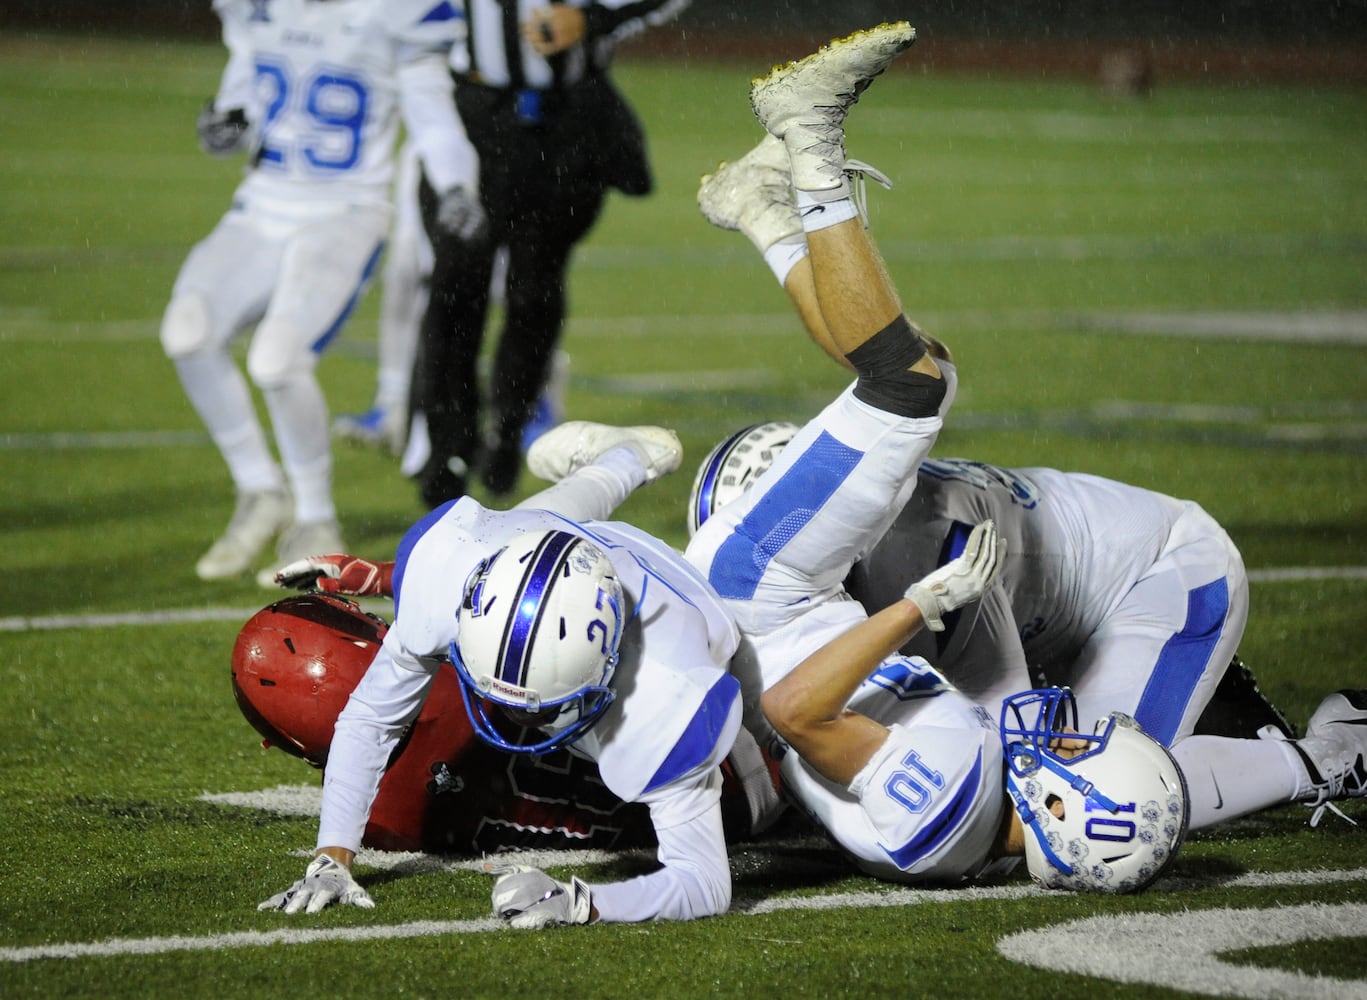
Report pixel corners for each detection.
[708,431,862,601]
[1134,577,1229,746]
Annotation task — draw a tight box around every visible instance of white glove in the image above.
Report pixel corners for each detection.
[257,854,375,915]
[196,100,251,157]
[905,519,1006,631]
[274,553,393,597]
[435,185,488,241]
[488,863,592,929]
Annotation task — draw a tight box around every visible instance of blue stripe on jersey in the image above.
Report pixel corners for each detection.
[881,748,984,870]
[310,239,385,355]
[391,500,459,616]
[1134,576,1229,746]
[642,674,741,794]
[707,431,862,601]
[935,520,974,657]
[420,1,461,23]
[498,532,576,688]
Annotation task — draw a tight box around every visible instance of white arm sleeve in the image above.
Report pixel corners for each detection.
[316,640,439,852]
[396,49,478,194]
[212,1,256,113]
[587,767,731,923]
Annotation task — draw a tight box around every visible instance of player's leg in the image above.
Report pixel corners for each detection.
[1064,512,1250,745]
[482,163,605,497]
[160,209,291,580]
[687,23,941,638]
[516,422,682,521]
[411,166,496,508]
[245,203,390,586]
[335,141,430,455]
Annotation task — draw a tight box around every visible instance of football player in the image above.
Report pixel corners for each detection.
[162,0,484,586]
[232,593,779,854]
[691,433,1367,832]
[679,24,1191,892]
[256,427,780,927]
[685,23,1367,836]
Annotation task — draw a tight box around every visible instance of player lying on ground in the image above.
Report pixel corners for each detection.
[688,26,1367,834]
[258,425,776,927]
[689,430,1367,831]
[232,592,784,854]
[676,22,1189,892]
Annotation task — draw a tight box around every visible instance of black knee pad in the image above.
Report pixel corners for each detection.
[845,316,946,418]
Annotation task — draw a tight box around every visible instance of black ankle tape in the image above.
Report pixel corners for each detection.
[845,316,946,418]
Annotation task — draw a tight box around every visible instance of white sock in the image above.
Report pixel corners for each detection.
[515,446,644,521]
[763,235,809,286]
[796,188,858,233]
[261,374,335,524]
[1173,735,1304,831]
[174,352,284,494]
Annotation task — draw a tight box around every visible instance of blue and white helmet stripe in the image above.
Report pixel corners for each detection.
[492,530,582,691]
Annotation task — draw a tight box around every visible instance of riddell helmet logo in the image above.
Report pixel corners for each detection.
[488,677,527,702]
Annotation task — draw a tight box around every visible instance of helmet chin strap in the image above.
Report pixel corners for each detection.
[1033,751,1122,812]
[1006,774,1076,876]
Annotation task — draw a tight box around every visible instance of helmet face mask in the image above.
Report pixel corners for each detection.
[1001,688,1189,894]
[688,421,800,536]
[451,531,625,756]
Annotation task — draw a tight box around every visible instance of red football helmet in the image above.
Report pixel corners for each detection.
[231,593,388,767]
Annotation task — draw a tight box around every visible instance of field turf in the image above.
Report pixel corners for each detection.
[0,31,1364,999]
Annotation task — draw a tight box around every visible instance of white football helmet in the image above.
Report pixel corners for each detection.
[1000,689,1189,894]
[688,421,800,536]
[451,529,625,755]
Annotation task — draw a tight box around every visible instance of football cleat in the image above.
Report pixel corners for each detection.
[333,405,406,456]
[527,421,682,484]
[195,488,291,581]
[698,134,801,251]
[750,21,916,192]
[1289,689,1367,826]
[256,518,345,589]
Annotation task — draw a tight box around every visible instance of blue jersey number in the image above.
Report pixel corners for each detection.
[255,58,369,173]
[883,749,946,814]
[920,458,1040,510]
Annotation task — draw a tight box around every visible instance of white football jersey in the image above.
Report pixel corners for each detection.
[686,373,1007,884]
[318,497,743,921]
[213,0,468,205]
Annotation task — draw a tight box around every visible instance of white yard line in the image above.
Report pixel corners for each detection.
[1,866,1362,964]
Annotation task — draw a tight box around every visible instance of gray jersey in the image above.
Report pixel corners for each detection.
[846,459,1248,745]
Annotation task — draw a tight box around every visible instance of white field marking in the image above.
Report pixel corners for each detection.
[0,600,394,633]
[2,867,1363,964]
[4,560,1367,636]
[4,308,1363,344]
[998,902,1367,1000]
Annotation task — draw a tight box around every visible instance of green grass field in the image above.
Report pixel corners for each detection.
[1,30,1365,999]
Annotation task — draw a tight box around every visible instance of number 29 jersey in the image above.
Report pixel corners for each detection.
[213,0,462,205]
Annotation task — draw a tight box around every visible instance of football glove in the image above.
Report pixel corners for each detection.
[274,554,394,598]
[434,185,488,242]
[257,854,375,915]
[905,519,1006,631]
[488,862,593,929]
[196,100,251,157]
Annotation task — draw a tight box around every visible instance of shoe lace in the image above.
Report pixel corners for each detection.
[844,158,893,228]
